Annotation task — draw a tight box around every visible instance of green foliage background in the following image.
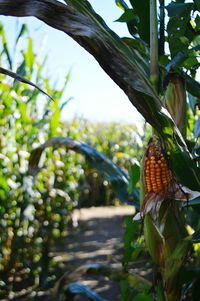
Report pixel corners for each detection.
[0,21,144,297]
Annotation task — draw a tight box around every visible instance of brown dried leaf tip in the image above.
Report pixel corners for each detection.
[144,139,172,194]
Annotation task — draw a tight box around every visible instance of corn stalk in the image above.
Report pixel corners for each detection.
[141,1,192,300]
[142,137,191,300]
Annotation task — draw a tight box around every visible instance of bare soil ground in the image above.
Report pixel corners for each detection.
[54,206,135,301]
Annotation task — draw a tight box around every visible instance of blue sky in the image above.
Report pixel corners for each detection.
[2,0,144,124]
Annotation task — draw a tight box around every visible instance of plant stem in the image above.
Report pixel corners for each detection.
[150,0,159,93]
[159,0,165,56]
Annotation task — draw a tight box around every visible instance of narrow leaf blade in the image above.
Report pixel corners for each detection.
[29,137,129,202]
[0,66,53,99]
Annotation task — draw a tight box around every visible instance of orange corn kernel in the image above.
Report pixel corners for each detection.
[144,141,172,193]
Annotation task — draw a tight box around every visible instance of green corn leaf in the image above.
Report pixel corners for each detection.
[164,238,190,281]
[128,161,140,194]
[123,217,139,267]
[161,202,188,257]
[29,137,129,202]
[0,66,53,99]
[129,0,150,45]
[115,9,135,23]
[15,60,26,78]
[60,97,73,111]
[168,143,200,191]
[16,99,29,124]
[115,9,140,37]
[49,99,60,137]
[36,55,47,83]
[24,37,34,74]
[144,214,165,265]
[0,21,12,69]
[16,23,28,45]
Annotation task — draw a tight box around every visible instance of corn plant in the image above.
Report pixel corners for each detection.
[0,0,200,300]
[0,22,79,297]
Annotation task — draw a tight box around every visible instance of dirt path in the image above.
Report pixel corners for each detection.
[54,206,135,301]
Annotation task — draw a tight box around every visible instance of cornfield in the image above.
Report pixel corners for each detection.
[0,0,200,300]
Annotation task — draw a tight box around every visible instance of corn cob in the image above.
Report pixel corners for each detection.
[144,141,172,193]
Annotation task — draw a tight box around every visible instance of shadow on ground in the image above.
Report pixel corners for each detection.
[52,206,135,301]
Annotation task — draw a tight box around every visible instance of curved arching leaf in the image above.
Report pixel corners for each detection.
[29,137,129,202]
